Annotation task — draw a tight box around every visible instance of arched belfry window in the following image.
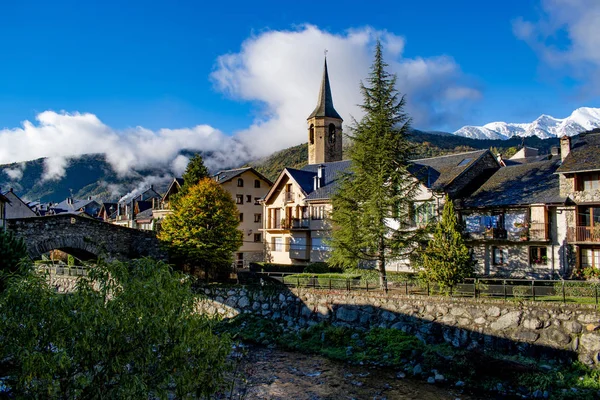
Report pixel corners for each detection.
[309,124,315,145]
[328,123,336,144]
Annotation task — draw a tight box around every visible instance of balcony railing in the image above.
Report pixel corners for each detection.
[284,191,295,203]
[467,223,549,241]
[291,218,310,229]
[567,226,600,243]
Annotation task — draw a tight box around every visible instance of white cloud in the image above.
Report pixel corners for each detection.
[42,156,69,182]
[212,25,481,157]
[0,111,247,178]
[0,25,479,182]
[513,0,600,94]
[4,163,25,180]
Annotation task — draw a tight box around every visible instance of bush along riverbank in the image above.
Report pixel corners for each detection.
[216,314,600,400]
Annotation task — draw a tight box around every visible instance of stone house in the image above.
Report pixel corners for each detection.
[556,132,600,273]
[460,155,567,278]
[51,197,103,218]
[213,167,273,268]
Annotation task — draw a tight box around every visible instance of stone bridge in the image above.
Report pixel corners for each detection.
[7,214,167,261]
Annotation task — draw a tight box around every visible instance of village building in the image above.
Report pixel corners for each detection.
[151,178,184,228]
[103,186,161,230]
[556,132,600,272]
[50,197,103,218]
[460,154,567,278]
[1,188,37,220]
[213,167,273,268]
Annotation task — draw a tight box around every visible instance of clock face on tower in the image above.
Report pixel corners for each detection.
[329,123,336,144]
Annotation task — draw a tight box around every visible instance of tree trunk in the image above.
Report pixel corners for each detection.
[377,237,388,292]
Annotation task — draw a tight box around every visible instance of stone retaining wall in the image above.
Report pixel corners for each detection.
[198,286,600,367]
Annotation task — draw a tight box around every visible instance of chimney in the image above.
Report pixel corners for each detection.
[496,153,502,163]
[560,135,571,161]
[9,187,13,193]
[313,175,319,191]
[551,146,560,156]
[317,164,325,187]
[88,196,92,200]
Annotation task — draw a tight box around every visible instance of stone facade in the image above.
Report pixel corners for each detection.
[197,287,600,367]
[7,214,167,261]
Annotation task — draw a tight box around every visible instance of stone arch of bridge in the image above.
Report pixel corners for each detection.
[28,236,104,261]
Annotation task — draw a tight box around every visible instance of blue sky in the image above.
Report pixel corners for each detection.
[0,0,599,177]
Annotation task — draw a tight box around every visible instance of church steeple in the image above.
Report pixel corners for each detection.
[307,57,343,165]
[307,58,342,120]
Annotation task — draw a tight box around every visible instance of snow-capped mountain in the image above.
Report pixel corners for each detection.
[453,107,600,140]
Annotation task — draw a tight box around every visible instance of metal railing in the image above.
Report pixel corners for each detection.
[255,273,600,305]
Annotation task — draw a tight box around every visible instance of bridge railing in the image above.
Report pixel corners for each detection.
[37,265,89,277]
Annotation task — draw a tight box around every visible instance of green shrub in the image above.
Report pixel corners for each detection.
[0,230,29,292]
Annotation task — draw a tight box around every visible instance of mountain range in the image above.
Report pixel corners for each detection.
[453,107,600,140]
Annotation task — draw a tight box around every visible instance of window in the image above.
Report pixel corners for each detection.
[273,237,283,252]
[578,206,600,227]
[581,248,600,269]
[254,213,261,223]
[328,123,336,144]
[254,179,261,188]
[529,246,548,265]
[578,172,600,191]
[246,195,252,203]
[412,202,436,227]
[309,124,314,145]
[237,178,244,187]
[290,237,306,251]
[311,205,326,220]
[492,247,507,265]
[254,233,262,243]
[236,195,243,204]
[254,197,261,205]
[312,237,330,251]
[457,158,472,167]
[239,213,243,222]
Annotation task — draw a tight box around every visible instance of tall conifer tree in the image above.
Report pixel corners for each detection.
[419,196,474,291]
[329,41,423,289]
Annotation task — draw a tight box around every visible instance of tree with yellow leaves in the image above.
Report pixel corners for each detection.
[159,177,242,279]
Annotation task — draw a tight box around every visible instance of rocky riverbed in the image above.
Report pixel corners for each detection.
[218,346,485,400]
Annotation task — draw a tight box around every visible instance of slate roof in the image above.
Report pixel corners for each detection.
[408,150,490,191]
[556,132,600,173]
[214,167,273,186]
[52,198,101,214]
[135,207,154,221]
[280,160,352,201]
[307,59,342,121]
[463,158,565,208]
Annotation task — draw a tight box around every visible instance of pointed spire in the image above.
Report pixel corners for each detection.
[307,58,342,121]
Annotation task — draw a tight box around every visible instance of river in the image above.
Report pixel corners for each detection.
[219,346,487,400]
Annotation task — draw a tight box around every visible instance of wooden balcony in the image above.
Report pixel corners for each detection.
[567,226,600,243]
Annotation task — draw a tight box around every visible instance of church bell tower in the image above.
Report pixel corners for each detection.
[307,57,343,165]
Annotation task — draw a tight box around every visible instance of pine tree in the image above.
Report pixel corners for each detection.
[158,178,242,279]
[180,154,209,193]
[419,196,474,291]
[329,41,424,289]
